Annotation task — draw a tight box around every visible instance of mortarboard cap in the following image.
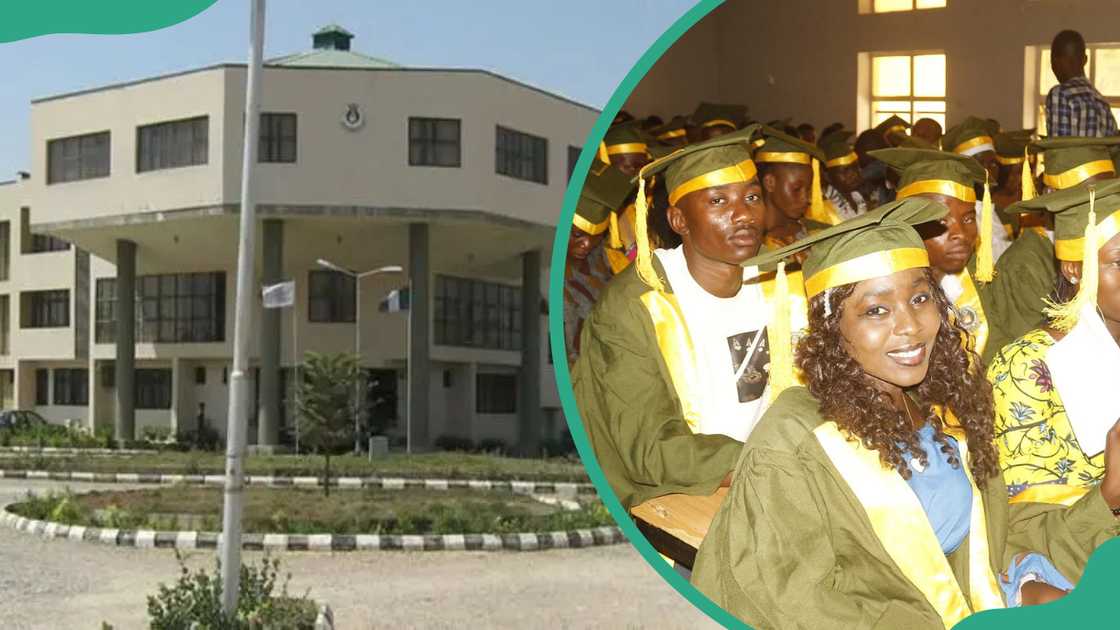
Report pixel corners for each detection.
[942,116,996,157]
[1031,136,1120,190]
[573,161,635,236]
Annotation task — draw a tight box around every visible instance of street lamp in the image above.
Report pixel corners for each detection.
[317,259,403,453]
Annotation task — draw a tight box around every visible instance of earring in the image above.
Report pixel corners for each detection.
[1070,277,1080,285]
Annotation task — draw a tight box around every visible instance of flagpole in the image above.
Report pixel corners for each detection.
[221,0,264,615]
[406,280,412,455]
[292,284,299,455]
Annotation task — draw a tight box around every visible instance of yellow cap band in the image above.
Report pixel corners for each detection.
[896,179,978,203]
[1054,208,1120,261]
[1042,159,1115,190]
[701,119,736,130]
[572,213,609,236]
[995,155,1024,166]
[953,135,995,156]
[668,159,758,206]
[805,248,930,297]
[605,142,649,156]
[754,151,812,165]
[657,129,687,140]
[825,152,859,168]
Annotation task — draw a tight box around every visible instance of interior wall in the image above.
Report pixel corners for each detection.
[625,0,1120,131]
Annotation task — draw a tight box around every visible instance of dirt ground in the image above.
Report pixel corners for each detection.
[0,479,720,629]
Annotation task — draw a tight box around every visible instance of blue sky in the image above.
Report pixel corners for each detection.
[0,0,698,179]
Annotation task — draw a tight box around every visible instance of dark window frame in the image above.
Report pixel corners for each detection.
[28,234,70,254]
[23,290,69,328]
[567,145,582,181]
[95,272,225,344]
[408,117,462,168]
[259,112,298,163]
[434,275,521,351]
[35,369,49,406]
[136,115,209,173]
[53,368,89,406]
[476,373,517,414]
[135,368,172,409]
[495,125,548,185]
[308,270,356,323]
[46,131,111,185]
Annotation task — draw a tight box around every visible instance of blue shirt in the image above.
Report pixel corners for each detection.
[1046,76,1119,137]
[902,424,972,554]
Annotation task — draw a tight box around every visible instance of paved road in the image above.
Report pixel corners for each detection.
[0,479,721,629]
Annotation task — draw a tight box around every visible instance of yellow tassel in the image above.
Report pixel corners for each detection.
[976,177,995,282]
[1020,146,1036,202]
[767,261,794,402]
[809,157,825,223]
[1044,187,1099,331]
[633,176,665,292]
[608,210,622,249]
[597,141,610,165]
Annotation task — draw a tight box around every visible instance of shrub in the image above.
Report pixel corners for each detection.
[147,553,317,630]
[477,438,508,455]
[176,424,223,452]
[433,435,475,452]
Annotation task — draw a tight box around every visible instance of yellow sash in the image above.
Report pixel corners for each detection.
[813,422,1005,627]
[1008,483,1089,506]
[639,291,703,432]
[951,270,989,356]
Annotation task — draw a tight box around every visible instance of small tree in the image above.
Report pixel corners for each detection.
[294,352,358,497]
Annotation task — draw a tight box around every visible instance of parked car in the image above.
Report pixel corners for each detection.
[0,409,52,432]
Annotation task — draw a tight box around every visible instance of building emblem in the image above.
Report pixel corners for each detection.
[341,103,365,130]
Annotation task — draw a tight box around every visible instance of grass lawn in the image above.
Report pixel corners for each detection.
[12,487,612,535]
[0,451,590,482]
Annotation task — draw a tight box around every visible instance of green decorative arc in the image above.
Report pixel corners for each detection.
[1,0,218,43]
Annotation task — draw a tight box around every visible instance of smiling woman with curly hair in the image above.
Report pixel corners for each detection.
[690,198,1118,630]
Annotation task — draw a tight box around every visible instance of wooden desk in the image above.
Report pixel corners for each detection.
[629,488,728,569]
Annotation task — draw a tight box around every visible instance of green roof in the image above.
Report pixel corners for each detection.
[267,49,401,69]
[314,24,353,37]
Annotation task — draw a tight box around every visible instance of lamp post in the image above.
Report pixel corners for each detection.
[316,259,402,453]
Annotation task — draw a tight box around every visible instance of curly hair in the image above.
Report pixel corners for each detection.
[797,268,999,485]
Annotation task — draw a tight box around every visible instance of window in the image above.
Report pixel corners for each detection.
[868,0,945,13]
[195,366,206,385]
[496,125,548,184]
[409,117,461,167]
[870,53,946,129]
[260,113,297,163]
[0,222,8,280]
[476,373,517,413]
[1038,44,1120,128]
[567,145,581,181]
[53,368,88,406]
[308,270,356,323]
[47,131,110,184]
[136,369,172,409]
[28,234,70,254]
[95,272,225,343]
[35,369,49,406]
[0,295,9,355]
[23,290,69,328]
[434,275,522,351]
[137,116,208,172]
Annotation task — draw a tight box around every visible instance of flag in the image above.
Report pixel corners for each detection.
[379,287,411,313]
[261,280,295,309]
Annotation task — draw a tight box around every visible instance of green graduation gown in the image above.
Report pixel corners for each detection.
[691,387,1116,630]
[571,259,743,513]
[979,228,1057,363]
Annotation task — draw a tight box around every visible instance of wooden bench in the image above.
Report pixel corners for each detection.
[629,488,727,569]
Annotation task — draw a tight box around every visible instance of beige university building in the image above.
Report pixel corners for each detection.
[0,26,595,452]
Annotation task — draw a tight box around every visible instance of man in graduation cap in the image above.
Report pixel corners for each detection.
[571,126,807,512]
[565,161,634,366]
[876,114,912,147]
[689,102,748,143]
[691,196,1117,629]
[594,121,654,273]
[943,116,1002,186]
[1033,135,1120,194]
[819,129,870,220]
[650,115,691,148]
[755,126,841,256]
[872,148,1056,361]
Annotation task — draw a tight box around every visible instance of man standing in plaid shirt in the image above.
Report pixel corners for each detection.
[1046,29,1119,137]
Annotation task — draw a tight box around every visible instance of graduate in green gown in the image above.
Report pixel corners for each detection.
[1033,135,1120,194]
[690,102,749,143]
[754,126,837,264]
[871,148,1056,362]
[691,197,1119,629]
[573,126,809,512]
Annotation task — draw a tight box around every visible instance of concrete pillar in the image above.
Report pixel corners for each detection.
[518,249,542,457]
[257,219,283,447]
[408,223,431,450]
[115,239,136,442]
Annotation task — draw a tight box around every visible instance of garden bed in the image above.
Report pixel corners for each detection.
[9,487,610,535]
[0,451,590,482]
